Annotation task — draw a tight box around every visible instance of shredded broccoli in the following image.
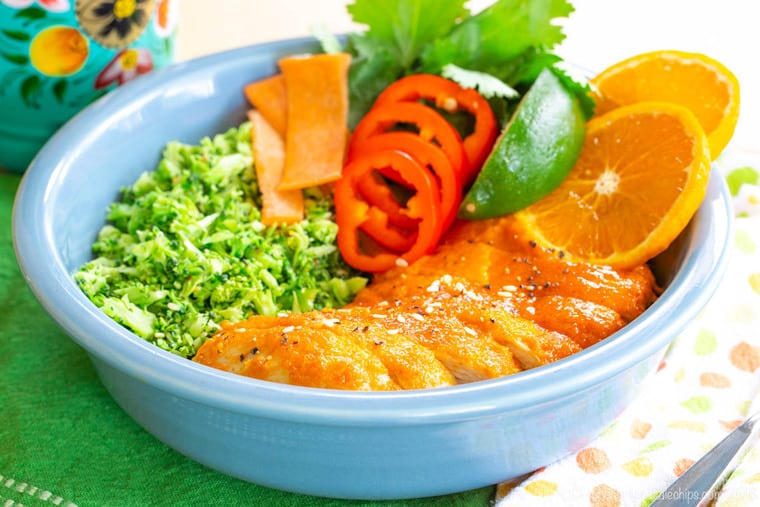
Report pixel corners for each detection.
[74,123,368,358]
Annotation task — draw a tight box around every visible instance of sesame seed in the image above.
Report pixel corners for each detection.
[502,285,518,292]
[464,326,478,336]
[387,329,400,335]
[396,315,406,323]
[282,325,295,333]
[411,313,425,322]
[371,313,386,319]
[395,258,409,267]
[440,96,458,112]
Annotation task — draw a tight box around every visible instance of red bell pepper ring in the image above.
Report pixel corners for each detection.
[350,132,462,231]
[360,206,418,253]
[355,170,420,231]
[347,101,467,182]
[372,73,499,186]
[335,148,444,273]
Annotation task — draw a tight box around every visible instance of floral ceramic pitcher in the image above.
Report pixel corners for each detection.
[0,0,178,173]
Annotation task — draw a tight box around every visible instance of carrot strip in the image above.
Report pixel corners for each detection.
[277,52,351,191]
[244,75,288,138]
[248,110,304,225]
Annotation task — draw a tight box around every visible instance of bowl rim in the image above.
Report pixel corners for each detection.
[11,36,734,426]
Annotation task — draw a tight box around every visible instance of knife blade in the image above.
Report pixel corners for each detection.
[650,410,760,506]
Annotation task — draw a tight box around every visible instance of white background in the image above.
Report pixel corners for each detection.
[177,0,758,152]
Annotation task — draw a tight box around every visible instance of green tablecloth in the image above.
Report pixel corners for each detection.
[0,171,492,507]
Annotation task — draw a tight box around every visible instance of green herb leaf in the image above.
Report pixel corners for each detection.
[347,0,467,69]
[549,65,596,120]
[345,40,404,128]
[313,24,343,54]
[421,0,574,73]
[441,63,519,99]
[343,0,580,127]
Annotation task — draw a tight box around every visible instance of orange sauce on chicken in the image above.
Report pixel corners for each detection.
[193,215,660,390]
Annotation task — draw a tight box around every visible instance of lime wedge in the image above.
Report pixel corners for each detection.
[458,68,586,220]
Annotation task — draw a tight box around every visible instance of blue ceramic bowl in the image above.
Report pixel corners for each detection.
[12,36,732,500]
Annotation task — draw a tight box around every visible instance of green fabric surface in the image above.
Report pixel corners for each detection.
[0,171,493,507]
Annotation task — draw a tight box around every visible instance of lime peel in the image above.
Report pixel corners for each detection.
[458,68,586,220]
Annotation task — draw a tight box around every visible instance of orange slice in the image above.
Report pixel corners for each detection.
[515,101,711,269]
[590,50,740,159]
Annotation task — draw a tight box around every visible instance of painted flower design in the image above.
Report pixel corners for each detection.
[1,0,70,11]
[94,47,152,88]
[75,0,155,49]
[152,0,176,38]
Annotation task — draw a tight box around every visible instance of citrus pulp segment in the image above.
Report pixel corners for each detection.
[591,50,740,159]
[515,101,712,269]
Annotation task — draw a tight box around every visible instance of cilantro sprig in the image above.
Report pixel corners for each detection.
[337,0,594,128]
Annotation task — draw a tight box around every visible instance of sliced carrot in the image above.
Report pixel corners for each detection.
[244,75,288,138]
[277,52,351,191]
[248,110,304,225]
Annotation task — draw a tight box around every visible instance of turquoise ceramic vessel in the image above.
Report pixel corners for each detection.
[0,0,177,173]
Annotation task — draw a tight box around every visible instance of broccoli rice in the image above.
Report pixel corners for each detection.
[74,123,368,358]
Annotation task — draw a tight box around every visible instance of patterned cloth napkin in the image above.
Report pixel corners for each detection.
[495,149,760,506]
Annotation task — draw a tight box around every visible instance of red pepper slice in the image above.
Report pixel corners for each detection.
[372,74,499,186]
[355,170,420,231]
[351,132,462,231]
[347,101,467,181]
[335,149,443,273]
[360,206,417,253]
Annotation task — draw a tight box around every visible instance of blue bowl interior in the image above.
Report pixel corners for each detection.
[9,35,734,499]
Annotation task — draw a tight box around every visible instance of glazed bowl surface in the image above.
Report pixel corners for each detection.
[12,36,732,500]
